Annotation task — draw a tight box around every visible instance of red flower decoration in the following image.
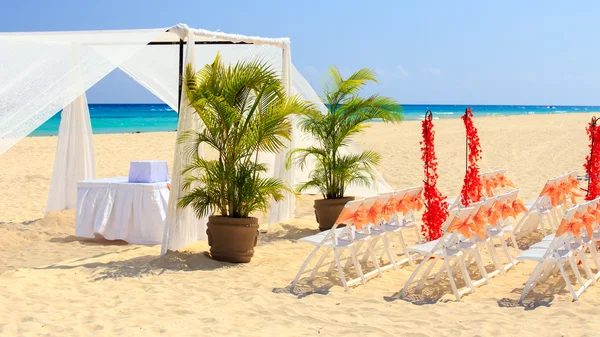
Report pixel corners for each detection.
[460,108,483,206]
[420,111,449,241]
[584,117,600,200]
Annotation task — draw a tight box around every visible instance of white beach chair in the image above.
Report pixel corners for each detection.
[580,198,600,282]
[363,192,417,269]
[389,186,423,243]
[486,189,523,272]
[291,199,369,291]
[400,206,489,301]
[461,196,505,278]
[517,205,594,302]
[479,169,510,198]
[513,172,578,237]
[446,169,507,212]
[528,198,600,283]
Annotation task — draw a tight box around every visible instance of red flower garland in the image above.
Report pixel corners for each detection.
[584,117,600,200]
[420,111,449,241]
[460,108,483,206]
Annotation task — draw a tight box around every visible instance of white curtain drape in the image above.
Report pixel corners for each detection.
[268,43,295,227]
[0,28,168,156]
[161,26,208,255]
[46,93,96,212]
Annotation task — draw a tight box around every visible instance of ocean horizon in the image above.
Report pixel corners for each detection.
[30,103,600,137]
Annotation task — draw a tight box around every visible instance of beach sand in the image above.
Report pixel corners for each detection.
[0,113,598,336]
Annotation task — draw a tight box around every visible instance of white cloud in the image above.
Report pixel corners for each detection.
[428,67,442,76]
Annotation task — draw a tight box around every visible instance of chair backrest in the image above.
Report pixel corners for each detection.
[332,199,365,231]
[405,185,424,212]
[575,197,600,238]
[480,195,499,211]
[442,205,480,231]
[377,192,395,222]
[435,206,481,248]
[533,176,564,211]
[481,169,507,179]
[495,189,520,220]
[546,205,580,256]
[480,169,510,197]
[391,188,410,215]
[406,185,424,198]
[362,195,381,228]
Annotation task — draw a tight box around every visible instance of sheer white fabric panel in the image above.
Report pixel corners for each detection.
[46,93,96,213]
[0,29,167,155]
[161,31,207,255]
[119,44,180,111]
[268,43,295,227]
[120,44,283,112]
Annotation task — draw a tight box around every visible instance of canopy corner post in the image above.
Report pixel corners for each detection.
[177,38,184,113]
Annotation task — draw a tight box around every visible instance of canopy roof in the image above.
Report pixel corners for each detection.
[0,24,294,155]
[0,24,290,46]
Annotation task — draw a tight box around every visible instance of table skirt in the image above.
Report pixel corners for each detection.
[76,177,169,244]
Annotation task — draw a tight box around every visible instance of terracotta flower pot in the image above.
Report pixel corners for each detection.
[313,196,355,231]
[206,216,259,263]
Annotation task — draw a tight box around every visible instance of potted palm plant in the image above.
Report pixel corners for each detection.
[290,67,402,231]
[178,54,315,263]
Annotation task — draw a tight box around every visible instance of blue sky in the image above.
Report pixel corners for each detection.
[2,0,599,105]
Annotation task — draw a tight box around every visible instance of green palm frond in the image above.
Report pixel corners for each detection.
[178,53,317,218]
[294,66,402,199]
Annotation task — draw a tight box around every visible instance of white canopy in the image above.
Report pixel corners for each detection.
[0,24,393,253]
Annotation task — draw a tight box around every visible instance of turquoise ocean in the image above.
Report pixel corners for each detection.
[31,104,600,136]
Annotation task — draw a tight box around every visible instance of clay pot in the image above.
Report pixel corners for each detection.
[313,196,355,231]
[206,216,259,263]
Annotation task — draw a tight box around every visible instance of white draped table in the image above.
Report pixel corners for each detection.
[76,177,170,244]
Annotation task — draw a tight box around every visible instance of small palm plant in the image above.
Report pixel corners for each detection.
[290,67,402,229]
[178,54,315,262]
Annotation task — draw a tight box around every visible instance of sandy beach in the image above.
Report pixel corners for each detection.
[1,112,598,336]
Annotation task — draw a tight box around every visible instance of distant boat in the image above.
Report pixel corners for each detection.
[547,106,555,109]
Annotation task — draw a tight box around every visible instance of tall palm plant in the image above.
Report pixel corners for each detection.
[178,54,315,218]
[291,66,402,199]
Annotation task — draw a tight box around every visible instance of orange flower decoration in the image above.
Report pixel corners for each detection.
[540,183,561,207]
[589,206,600,225]
[395,196,410,214]
[581,213,596,238]
[472,207,488,228]
[481,176,496,197]
[495,175,515,188]
[497,201,515,220]
[556,216,584,238]
[487,204,502,226]
[338,205,368,230]
[366,201,383,225]
[410,194,425,211]
[565,179,582,204]
[381,198,397,222]
[447,215,476,238]
[511,199,527,215]
[568,176,580,192]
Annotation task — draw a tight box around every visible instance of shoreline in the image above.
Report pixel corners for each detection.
[27,111,600,138]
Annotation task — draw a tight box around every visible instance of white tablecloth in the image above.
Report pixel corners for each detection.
[76,177,170,244]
